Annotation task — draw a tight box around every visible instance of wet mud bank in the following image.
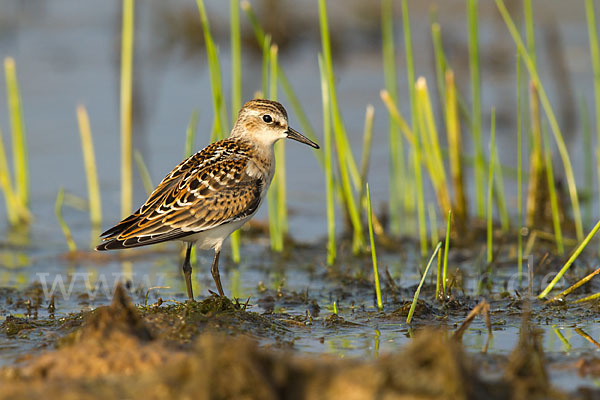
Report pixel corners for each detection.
[1,285,598,400]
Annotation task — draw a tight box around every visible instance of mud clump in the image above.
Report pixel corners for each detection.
[3,284,183,383]
[504,313,558,400]
[66,283,154,343]
[0,326,492,399]
[377,330,501,400]
[140,295,285,343]
[388,299,435,319]
[1,315,38,337]
[148,331,493,400]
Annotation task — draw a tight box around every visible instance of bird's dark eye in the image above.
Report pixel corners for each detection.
[262,114,273,123]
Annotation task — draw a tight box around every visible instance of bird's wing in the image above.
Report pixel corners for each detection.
[96,139,264,250]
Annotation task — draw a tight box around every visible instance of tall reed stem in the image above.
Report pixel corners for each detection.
[401,0,419,220]
[120,0,134,219]
[382,0,405,235]
[230,0,243,263]
[467,0,485,218]
[496,0,584,242]
[445,70,467,224]
[517,52,524,283]
[585,0,600,254]
[487,109,496,264]
[4,58,28,211]
[319,56,336,265]
[56,187,77,252]
[318,0,364,253]
[77,105,102,231]
[0,126,21,226]
[543,123,564,255]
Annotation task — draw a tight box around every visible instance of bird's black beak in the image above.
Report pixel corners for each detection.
[286,127,320,149]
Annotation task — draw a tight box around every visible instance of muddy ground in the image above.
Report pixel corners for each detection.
[0,281,599,400]
[2,226,600,399]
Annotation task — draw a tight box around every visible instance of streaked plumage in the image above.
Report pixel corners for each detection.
[96,99,319,299]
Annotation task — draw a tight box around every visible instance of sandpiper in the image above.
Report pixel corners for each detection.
[96,99,319,300]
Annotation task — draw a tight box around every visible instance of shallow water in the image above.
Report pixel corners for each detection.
[0,0,595,239]
[2,237,600,392]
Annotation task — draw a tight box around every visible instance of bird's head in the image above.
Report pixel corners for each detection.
[231,99,319,149]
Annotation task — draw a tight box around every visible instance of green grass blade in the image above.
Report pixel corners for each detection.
[429,22,475,132]
[184,109,199,158]
[428,203,438,248]
[271,45,287,237]
[416,78,451,214]
[76,105,102,230]
[318,0,360,190]
[380,91,416,144]
[0,126,21,226]
[517,51,523,283]
[526,81,544,228]
[414,145,427,258]
[197,0,229,140]
[539,218,600,299]
[319,56,336,265]
[229,0,243,264]
[431,23,447,117]
[401,0,417,140]
[493,144,509,232]
[318,0,363,253]
[4,58,28,210]
[358,105,375,207]
[547,266,600,303]
[523,0,537,68]
[367,183,383,311]
[496,0,583,242]
[401,0,421,219]
[467,0,485,218]
[573,292,600,304]
[261,35,270,99]
[542,123,564,255]
[380,90,427,256]
[407,242,442,324]
[382,0,405,235]
[487,108,496,265]
[445,70,467,222]
[55,187,77,252]
[436,240,442,299]
[133,149,154,195]
[581,96,592,227]
[120,0,134,219]
[240,1,322,161]
[442,210,451,296]
[230,0,242,123]
[263,40,281,252]
[198,0,241,260]
[265,43,285,252]
[585,0,600,254]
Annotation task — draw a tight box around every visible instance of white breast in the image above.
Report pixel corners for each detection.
[183,218,249,250]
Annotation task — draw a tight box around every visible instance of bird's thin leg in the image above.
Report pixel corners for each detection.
[182,242,194,301]
[210,247,225,297]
